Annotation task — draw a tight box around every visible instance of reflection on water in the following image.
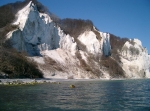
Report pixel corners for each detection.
[0,79,150,111]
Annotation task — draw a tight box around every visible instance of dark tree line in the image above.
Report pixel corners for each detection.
[109,34,129,60]
[0,5,15,28]
[110,34,129,51]
[58,18,93,38]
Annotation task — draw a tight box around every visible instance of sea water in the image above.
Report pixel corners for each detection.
[0,79,150,111]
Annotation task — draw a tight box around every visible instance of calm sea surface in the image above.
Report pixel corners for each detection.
[0,79,150,111]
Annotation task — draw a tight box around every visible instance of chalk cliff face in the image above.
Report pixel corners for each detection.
[6,1,150,79]
[7,2,60,56]
[121,39,150,78]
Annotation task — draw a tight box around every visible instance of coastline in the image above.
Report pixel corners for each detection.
[0,78,60,85]
[0,78,113,85]
[0,77,148,85]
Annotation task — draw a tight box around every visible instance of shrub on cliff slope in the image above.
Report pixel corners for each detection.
[100,55,125,78]
[110,34,129,60]
[0,48,43,78]
[76,51,103,78]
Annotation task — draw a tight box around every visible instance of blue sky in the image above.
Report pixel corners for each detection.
[0,0,150,53]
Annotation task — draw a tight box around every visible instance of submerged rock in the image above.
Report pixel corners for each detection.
[70,85,75,88]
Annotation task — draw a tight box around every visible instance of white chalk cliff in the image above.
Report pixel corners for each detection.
[6,1,150,79]
[121,39,150,78]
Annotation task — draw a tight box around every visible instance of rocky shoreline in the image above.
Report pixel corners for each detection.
[0,79,60,85]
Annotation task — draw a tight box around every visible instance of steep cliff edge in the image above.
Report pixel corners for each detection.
[121,39,150,78]
[1,1,150,79]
